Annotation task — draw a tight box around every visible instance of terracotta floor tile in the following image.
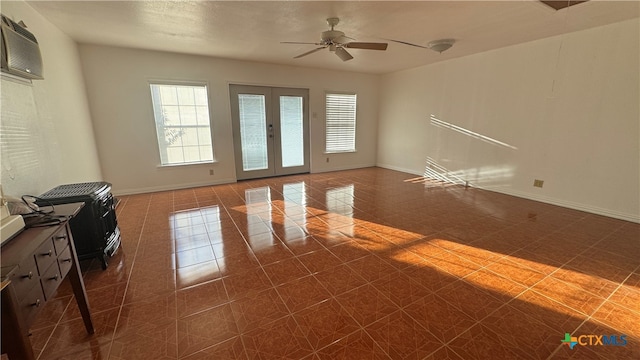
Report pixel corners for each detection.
[315,329,391,360]
[222,267,272,300]
[608,284,640,314]
[180,336,247,360]
[275,274,332,313]
[63,282,127,321]
[250,241,295,266]
[531,277,607,316]
[550,266,621,299]
[479,304,561,359]
[210,238,252,258]
[347,254,400,283]
[426,252,482,277]
[240,315,314,359]
[176,278,229,318]
[81,252,132,290]
[173,233,210,253]
[463,268,528,298]
[31,295,72,330]
[448,324,529,360]
[39,342,112,360]
[214,251,262,275]
[115,294,177,341]
[484,256,547,285]
[422,346,466,360]
[297,247,344,274]
[371,271,432,308]
[403,293,476,343]
[262,256,312,285]
[229,287,289,332]
[30,325,55,358]
[365,310,442,359]
[313,263,369,296]
[563,248,638,283]
[177,303,239,358]
[509,290,586,332]
[175,260,222,289]
[110,332,177,360]
[281,235,325,256]
[591,301,640,337]
[436,280,509,321]
[402,264,461,292]
[38,308,119,359]
[292,298,360,350]
[326,240,371,263]
[335,283,398,327]
[27,168,640,359]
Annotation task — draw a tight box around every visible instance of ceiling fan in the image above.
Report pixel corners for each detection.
[281,17,388,61]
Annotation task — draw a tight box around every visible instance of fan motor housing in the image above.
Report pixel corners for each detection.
[321,30,345,43]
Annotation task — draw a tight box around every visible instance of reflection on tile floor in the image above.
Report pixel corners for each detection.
[30,168,639,359]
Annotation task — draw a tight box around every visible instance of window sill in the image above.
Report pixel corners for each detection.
[324,150,357,154]
[157,161,217,169]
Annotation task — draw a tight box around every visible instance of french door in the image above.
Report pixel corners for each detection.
[229,85,310,180]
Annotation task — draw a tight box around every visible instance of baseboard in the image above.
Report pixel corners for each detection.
[112,177,237,196]
[311,163,377,174]
[481,186,640,224]
[375,163,423,176]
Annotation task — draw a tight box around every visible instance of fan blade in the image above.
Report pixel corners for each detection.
[335,47,353,61]
[294,46,326,59]
[335,35,355,44]
[343,42,388,50]
[385,38,429,49]
[282,41,322,45]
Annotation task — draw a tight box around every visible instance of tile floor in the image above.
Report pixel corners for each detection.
[27,167,639,359]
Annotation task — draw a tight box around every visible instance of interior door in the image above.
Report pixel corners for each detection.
[230,85,309,180]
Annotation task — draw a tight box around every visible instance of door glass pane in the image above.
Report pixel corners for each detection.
[279,96,304,167]
[238,94,268,171]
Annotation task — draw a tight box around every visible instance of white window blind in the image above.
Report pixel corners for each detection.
[150,83,213,166]
[325,93,356,153]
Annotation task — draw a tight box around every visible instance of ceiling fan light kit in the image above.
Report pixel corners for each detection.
[427,39,456,53]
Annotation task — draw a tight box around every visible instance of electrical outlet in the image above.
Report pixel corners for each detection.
[533,179,544,188]
[209,169,214,176]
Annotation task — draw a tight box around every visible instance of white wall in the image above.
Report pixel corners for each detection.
[0,1,101,197]
[78,45,379,195]
[377,18,640,222]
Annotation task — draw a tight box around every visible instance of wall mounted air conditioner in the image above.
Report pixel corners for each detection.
[1,14,43,80]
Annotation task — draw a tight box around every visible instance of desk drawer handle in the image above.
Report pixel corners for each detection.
[49,274,59,281]
[62,258,72,263]
[32,299,41,307]
[55,235,68,240]
[42,250,53,257]
[23,271,34,280]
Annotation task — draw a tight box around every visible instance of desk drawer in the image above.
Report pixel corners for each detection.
[10,256,39,299]
[52,228,70,255]
[19,282,45,327]
[57,246,73,279]
[34,239,56,275]
[39,263,62,301]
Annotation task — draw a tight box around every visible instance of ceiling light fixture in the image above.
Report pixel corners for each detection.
[428,39,455,53]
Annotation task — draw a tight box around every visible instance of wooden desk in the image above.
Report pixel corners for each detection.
[1,203,93,360]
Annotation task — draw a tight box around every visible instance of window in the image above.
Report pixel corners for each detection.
[150,83,213,165]
[325,93,357,153]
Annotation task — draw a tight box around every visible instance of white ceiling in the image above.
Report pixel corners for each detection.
[25,0,639,74]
